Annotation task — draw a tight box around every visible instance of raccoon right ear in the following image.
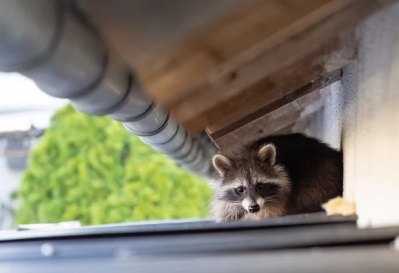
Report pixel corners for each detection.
[258,144,276,165]
[212,154,232,177]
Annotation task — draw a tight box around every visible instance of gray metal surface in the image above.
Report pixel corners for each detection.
[4,222,399,257]
[139,118,180,145]
[0,215,399,273]
[23,11,106,98]
[0,213,356,242]
[4,246,397,273]
[108,77,152,121]
[71,55,130,115]
[0,0,60,71]
[123,104,168,134]
[0,0,215,178]
[165,131,193,158]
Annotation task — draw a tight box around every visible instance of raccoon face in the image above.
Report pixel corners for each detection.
[212,144,291,219]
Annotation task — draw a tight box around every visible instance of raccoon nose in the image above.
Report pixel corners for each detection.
[248,204,260,213]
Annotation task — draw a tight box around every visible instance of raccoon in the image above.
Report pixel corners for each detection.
[211,133,343,222]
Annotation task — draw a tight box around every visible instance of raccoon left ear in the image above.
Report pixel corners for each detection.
[212,154,232,177]
[258,144,276,165]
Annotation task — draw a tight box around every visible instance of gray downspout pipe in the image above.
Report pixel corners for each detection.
[0,0,216,178]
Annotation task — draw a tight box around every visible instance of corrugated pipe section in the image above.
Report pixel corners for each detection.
[0,0,216,178]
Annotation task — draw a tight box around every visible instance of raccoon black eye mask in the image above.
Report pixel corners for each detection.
[210,133,343,222]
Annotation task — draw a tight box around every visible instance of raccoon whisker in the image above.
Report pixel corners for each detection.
[262,195,278,201]
[227,201,243,206]
[262,198,274,202]
[262,195,287,204]
[263,200,278,204]
[265,195,277,198]
[269,194,287,199]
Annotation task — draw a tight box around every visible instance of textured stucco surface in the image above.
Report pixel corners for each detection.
[342,2,399,228]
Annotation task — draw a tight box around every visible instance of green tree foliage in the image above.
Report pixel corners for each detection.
[15,105,212,225]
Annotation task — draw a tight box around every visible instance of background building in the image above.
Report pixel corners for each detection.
[0,72,67,229]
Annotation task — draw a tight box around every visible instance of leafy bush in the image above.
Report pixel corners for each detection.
[15,105,212,225]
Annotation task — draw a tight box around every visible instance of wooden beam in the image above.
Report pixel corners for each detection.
[213,80,335,153]
[77,0,245,68]
[137,0,395,132]
[201,38,351,138]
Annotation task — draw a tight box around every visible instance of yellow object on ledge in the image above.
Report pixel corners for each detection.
[322,197,356,216]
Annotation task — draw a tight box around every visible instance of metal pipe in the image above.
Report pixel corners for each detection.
[0,0,215,178]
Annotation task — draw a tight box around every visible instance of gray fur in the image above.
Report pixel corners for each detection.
[211,133,343,222]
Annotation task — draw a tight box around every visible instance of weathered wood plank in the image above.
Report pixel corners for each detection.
[77,0,246,68]
[213,80,336,153]
[141,0,343,102]
[201,36,352,138]
[138,0,394,133]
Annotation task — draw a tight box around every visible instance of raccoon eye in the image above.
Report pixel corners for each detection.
[235,186,244,194]
[256,183,269,192]
[256,183,279,195]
